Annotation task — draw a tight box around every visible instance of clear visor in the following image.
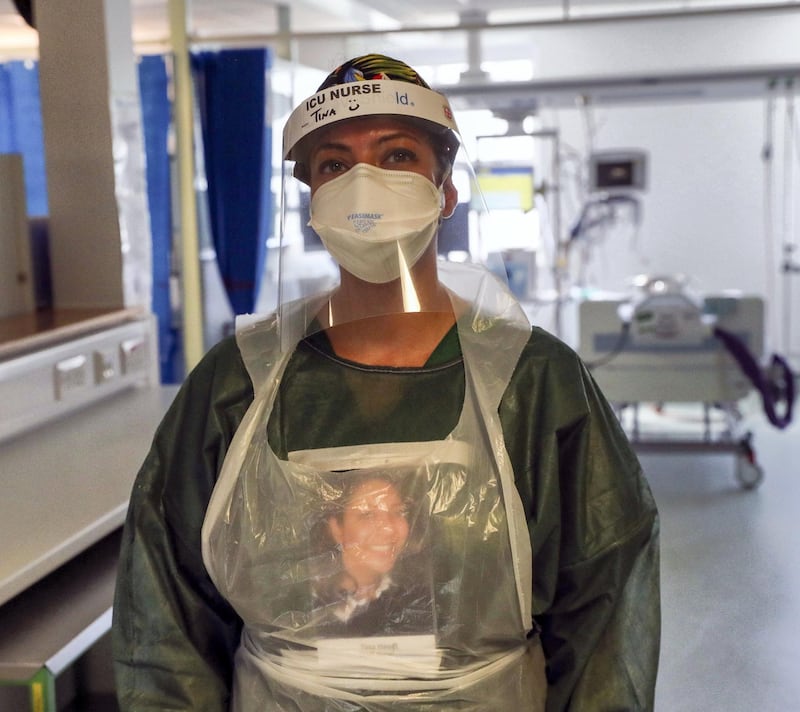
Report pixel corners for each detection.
[277,81,511,352]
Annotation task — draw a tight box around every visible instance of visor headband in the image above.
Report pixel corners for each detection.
[283,79,459,159]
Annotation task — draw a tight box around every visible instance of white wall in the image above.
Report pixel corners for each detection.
[543,98,770,293]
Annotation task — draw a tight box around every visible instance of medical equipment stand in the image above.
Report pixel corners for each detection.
[619,401,765,490]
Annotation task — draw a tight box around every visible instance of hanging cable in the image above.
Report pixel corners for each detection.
[713,326,796,430]
[781,79,798,360]
[763,79,777,353]
[576,93,596,173]
[585,321,631,370]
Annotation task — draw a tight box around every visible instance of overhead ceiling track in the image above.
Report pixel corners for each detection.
[149,2,800,51]
[444,64,800,111]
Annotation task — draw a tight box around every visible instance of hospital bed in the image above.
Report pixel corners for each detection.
[576,278,794,489]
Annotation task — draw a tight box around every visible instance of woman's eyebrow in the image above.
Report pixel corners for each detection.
[377,131,422,145]
[312,140,353,156]
[310,132,423,166]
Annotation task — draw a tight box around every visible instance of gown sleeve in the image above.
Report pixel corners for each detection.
[112,337,252,711]
[502,328,661,712]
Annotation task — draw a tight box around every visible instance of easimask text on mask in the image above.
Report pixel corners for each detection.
[308,163,444,284]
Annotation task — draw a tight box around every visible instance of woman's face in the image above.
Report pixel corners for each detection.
[306,116,457,215]
[329,477,410,590]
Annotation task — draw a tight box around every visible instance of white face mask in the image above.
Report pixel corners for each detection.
[308,163,444,284]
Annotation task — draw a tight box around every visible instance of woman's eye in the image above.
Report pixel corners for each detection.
[318,159,347,175]
[386,149,415,164]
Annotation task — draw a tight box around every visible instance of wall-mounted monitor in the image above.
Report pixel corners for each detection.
[588,150,648,193]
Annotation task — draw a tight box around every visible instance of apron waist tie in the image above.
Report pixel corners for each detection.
[240,630,534,703]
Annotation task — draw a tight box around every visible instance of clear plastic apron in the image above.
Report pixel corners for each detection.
[202,263,546,711]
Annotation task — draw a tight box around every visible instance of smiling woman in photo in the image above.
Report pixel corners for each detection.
[309,473,435,639]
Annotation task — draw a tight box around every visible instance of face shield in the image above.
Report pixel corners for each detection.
[278,78,485,348]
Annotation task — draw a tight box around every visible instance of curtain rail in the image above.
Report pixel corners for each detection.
[132,2,800,52]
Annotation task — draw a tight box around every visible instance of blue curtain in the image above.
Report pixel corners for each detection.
[0,60,48,216]
[138,55,181,383]
[191,48,272,315]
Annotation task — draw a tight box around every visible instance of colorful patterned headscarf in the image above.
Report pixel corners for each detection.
[287,54,458,182]
[317,54,432,91]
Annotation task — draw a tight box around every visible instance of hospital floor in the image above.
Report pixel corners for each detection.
[643,404,800,711]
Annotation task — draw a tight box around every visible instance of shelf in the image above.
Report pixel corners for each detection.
[0,308,145,362]
[0,531,120,682]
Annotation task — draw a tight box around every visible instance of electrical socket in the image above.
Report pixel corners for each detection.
[120,337,148,375]
[93,349,117,384]
[54,354,90,401]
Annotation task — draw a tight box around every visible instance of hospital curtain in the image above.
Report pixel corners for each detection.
[0,60,48,216]
[0,60,50,309]
[138,55,181,384]
[191,48,273,316]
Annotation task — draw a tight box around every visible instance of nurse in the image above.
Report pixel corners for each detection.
[113,54,661,712]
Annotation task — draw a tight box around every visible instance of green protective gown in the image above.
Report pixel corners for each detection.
[112,322,660,711]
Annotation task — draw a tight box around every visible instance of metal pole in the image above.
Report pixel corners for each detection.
[168,0,204,372]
